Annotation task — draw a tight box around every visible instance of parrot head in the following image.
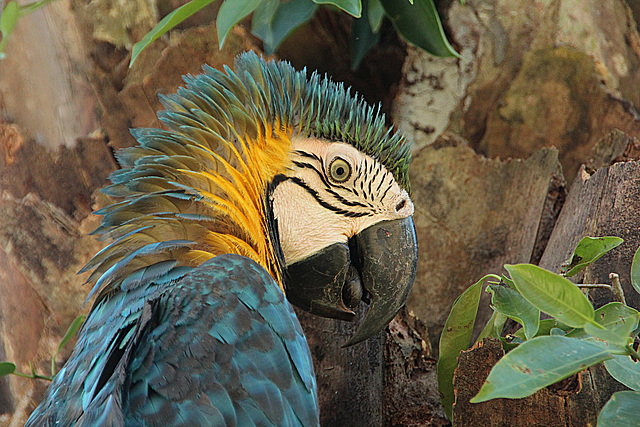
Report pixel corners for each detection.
[86,52,417,346]
[273,138,417,345]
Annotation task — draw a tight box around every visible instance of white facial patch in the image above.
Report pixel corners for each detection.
[271,137,414,265]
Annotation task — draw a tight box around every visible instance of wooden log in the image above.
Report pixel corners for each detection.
[452,146,640,425]
[383,308,448,426]
[453,339,626,427]
[0,0,98,150]
[540,159,640,310]
[296,307,447,426]
[407,138,565,351]
[0,130,113,423]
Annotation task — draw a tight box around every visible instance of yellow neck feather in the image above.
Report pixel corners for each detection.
[177,124,292,289]
[84,124,293,298]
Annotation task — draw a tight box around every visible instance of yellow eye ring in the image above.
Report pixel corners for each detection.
[329,157,351,183]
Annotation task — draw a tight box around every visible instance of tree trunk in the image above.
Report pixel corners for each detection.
[453,339,627,427]
[396,0,640,351]
[452,155,640,426]
[1,0,640,426]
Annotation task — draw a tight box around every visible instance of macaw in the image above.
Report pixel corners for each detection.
[26,52,417,426]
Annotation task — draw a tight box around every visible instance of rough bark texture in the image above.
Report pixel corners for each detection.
[296,307,447,426]
[451,138,640,426]
[0,1,98,150]
[383,308,447,426]
[453,339,627,427]
[396,0,640,354]
[2,0,640,425]
[540,159,640,310]
[409,139,564,350]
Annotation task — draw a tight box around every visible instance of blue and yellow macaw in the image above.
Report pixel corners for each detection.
[27,52,417,426]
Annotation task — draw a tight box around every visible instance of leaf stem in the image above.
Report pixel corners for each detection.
[609,273,627,305]
[11,371,53,381]
[626,344,640,361]
[577,283,612,289]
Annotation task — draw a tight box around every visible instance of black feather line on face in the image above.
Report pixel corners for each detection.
[366,160,375,202]
[325,187,372,209]
[266,174,289,275]
[294,150,322,163]
[292,160,332,190]
[375,163,385,194]
[380,176,394,202]
[292,157,372,209]
[287,177,372,218]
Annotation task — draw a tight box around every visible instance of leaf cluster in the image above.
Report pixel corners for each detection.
[129,0,459,69]
[437,236,640,426]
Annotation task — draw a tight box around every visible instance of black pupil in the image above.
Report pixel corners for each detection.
[336,166,345,176]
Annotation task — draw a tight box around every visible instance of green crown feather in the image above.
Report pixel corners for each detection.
[159,51,412,190]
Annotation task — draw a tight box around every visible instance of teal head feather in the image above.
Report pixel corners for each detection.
[160,51,412,190]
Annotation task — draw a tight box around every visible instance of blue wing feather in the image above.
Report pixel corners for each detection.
[27,254,318,426]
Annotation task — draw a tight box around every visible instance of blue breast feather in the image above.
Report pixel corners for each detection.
[26,254,319,426]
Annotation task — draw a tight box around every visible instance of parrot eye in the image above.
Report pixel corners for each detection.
[329,157,351,183]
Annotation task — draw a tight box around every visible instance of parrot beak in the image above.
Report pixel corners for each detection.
[285,216,418,346]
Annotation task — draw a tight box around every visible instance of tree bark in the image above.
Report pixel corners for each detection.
[452,153,640,425]
[540,158,640,311]
[2,0,640,425]
[396,0,640,353]
[453,339,627,427]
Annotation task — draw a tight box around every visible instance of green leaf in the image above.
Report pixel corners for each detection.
[0,362,16,377]
[584,302,639,346]
[583,337,630,356]
[597,391,640,427]
[487,283,540,340]
[313,0,361,17]
[501,274,516,290]
[0,1,20,59]
[564,327,589,339]
[631,245,640,295]
[57,315,85,354]
[251,0,279,45]
[380,0,458,57]
[531,320,588,340]
[505,264,597,329]
[350,0,380,70]
[217,0,262,49]
[604,355,640,391]
[471,335,613,402]
[563,236,623,277]
[536,319,573,337]
[437,274,499,420]
[367,0,384,32]
[18,0,60,17]
[130,0,217,67]
[52,315,85,376]
[476,311,508,342]
[252,0,317,55]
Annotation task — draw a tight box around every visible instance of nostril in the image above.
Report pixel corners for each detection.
[395,199,406,212]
